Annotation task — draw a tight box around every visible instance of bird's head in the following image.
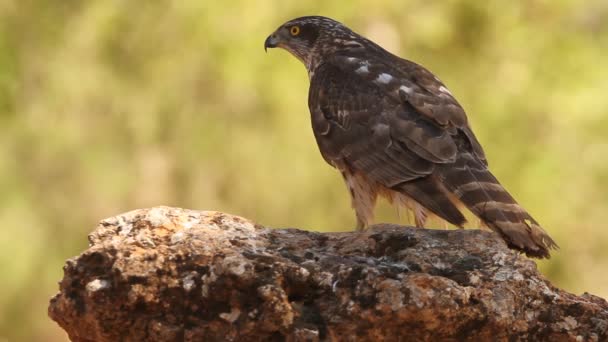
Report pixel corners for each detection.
[265,16,368,72]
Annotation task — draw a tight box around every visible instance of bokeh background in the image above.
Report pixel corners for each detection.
[1,0,607,340]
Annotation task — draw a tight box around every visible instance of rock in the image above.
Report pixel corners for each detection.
[49,207,608,341]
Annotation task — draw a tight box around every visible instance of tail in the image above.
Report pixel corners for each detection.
[439,154,558,258]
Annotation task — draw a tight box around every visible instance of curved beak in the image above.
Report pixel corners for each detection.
[264,34,280,52]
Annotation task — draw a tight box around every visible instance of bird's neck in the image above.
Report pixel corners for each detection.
[305,45,325,80]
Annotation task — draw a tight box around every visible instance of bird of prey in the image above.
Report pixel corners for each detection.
[264,16,557,258]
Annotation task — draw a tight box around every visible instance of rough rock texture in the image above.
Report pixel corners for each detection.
[49,207,608,341]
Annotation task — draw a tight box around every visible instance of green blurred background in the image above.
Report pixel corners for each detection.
[1,0,607,340]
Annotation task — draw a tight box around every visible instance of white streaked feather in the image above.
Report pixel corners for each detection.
[376,73,393,84]
[399,85,413,94]
[356,65,369,74]
[438,85,452,95]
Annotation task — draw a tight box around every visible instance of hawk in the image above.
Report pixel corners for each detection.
[265,16,557,258]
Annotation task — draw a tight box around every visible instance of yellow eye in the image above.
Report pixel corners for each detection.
[290,26,300,36]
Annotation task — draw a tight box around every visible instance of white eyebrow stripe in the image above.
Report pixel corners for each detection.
[376,73,393,84]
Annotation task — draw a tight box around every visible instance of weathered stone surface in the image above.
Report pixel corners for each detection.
[49,207,608,341]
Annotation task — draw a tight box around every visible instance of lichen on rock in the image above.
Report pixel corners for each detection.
[49,207,608,341]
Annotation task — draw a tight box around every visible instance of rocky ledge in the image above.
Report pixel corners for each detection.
[49,207,608,341]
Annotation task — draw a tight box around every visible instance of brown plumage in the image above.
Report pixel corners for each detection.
[265,16,558,258]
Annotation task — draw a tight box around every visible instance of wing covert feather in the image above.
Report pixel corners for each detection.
[309,58,484,188]
[309,62,436,185]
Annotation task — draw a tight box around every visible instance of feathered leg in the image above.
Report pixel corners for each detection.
[390,192,428,228]
[342,171,378,231]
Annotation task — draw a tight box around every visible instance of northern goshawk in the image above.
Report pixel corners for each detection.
[265,16,557,258]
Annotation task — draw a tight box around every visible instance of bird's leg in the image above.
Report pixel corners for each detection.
[413,205,427,228]
[391,191,427,228]
[342,172,377,232]
[353,195,375,231]
[355,217,366,231]
[391,192,411,225]
[414,212,424,228]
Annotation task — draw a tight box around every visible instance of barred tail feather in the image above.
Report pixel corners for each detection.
[439,154,558,258]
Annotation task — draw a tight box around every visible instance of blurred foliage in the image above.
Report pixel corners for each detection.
[0,0,607,340]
